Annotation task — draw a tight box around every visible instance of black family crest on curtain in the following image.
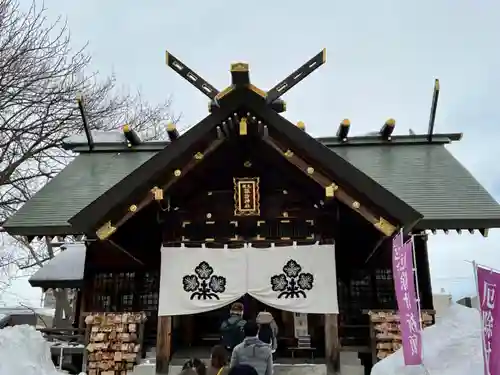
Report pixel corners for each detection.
[270,259,314,299]
[182,261,227,300]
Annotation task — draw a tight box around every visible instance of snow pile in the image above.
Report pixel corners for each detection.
[371,304,483,375]
[0,325,60,375]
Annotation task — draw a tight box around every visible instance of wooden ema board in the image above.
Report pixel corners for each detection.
[83,312,147,375]
[368,309,435,363]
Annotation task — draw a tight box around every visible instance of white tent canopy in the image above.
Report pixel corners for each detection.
[29,243,86,289]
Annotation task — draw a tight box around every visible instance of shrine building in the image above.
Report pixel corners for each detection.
[5,49,500,375]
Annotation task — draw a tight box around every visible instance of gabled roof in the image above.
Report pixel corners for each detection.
[4,127,500,237]
[10,49,500,238]
[243,90,422,225]
[3,152,154,236]
[68,88,245,232]
[333,143,500,230]
[67,88,421,233]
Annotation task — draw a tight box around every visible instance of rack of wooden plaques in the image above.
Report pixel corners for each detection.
[83,312,147,375]
[367,309,435,363]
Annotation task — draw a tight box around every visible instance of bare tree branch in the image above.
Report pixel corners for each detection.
[0,0,180,295]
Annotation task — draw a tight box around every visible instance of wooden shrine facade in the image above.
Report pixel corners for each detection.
[5,49,500,375]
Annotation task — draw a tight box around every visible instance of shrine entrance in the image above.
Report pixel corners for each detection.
[172,294,326,359]
[175,294,284,348]
[160,243,339,358]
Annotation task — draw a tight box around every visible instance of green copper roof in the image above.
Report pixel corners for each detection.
[332,143,500,229]
[3,152,155,235]
[4,140,500,235]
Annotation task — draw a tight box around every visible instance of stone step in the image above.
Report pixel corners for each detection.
[128,362,364,375]
[340,364,364,375]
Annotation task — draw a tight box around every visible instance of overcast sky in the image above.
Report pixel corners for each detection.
[4,0,500,305]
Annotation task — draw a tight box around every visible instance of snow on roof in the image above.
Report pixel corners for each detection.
[0,314,8,327]
[371,303,483,375]
[29,243,85,287]
[64,130,125,145]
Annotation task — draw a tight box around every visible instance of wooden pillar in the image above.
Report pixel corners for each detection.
[324,313,340,374]
[182,314,194,346]
[156,316,172,374]
[74,290,83,328]
[413,233,434,310]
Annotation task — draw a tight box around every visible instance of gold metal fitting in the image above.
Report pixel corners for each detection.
[230,62,249,72]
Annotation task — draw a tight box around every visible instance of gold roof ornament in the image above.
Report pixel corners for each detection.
[325,184,338,198]
[96,221,116,240]
[230,62,249,72]
[239,118,248,136]
[151,187,163,201]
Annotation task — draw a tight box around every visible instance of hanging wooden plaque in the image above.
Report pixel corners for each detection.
[234,177,260,216]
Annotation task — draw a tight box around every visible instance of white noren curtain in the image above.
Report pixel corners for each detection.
[158,244,339,316]
[247,244,339,314]
[158,246,246,315]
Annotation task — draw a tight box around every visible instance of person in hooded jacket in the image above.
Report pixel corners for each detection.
[230,321,273,375]
[220,302,246,352]
[256,311,278,355]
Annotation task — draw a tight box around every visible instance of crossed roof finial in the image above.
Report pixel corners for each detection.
[165,49,326,110]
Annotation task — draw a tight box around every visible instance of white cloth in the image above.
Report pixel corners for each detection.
[247,244,339,314]
[158,244,339,316]
[158,246,247,315]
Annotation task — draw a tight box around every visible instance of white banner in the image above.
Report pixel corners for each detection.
[158,246,247,316]
[246,244,339,314]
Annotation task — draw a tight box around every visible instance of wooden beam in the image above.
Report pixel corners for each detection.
[324,313,341,374]
[156,316,172,375]
[230,62,250,86]
[165,51,219,100]
[266,49,326,104]
[167,122,180,141]
[123,124,142,146]
[95,137,225,240]
[262,135,397,236]
[107,239,145,266]
[412,233,434,310]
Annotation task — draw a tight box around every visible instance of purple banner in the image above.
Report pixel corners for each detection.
[476,265,500,375]
[392,233,422,365]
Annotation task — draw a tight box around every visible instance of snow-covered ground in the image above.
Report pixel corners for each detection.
[371,304,483,375]
[0,304,484,375]
[0,325,62,375]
